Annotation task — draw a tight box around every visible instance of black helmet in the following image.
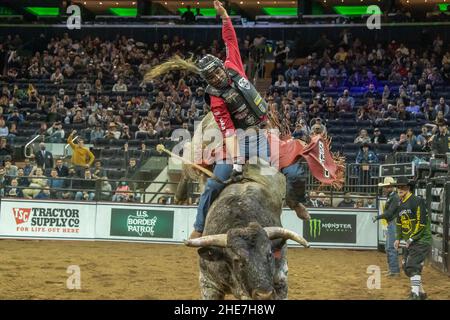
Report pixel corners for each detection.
[196,54,228,88]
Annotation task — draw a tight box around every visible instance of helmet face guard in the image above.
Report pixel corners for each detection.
[197,54,228,89]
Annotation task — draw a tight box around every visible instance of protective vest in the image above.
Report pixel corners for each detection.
[206,69,267,129]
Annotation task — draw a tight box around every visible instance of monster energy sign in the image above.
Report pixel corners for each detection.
[303,214,357,243]
[110,208,174,238]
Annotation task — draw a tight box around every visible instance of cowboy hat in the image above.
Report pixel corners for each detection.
[378,176,395,187]
[391,176,414,187]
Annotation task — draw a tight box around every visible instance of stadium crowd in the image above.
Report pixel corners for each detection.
[0,24,449,203]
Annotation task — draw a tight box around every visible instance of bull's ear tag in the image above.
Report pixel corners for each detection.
[273,249,282,260]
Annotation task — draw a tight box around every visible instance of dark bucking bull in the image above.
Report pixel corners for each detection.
[184,164,309,300]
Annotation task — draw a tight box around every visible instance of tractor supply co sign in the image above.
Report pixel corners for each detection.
[0,200,96,239]
[303,213,357,244]
[109,208,174,239]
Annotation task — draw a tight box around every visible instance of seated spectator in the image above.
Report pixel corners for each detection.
[4,157,18,177]
[34,186,51,200]
[354,129,372,145]
[23,156,37,176]
[6,108,24,124]
[74,168,96,201]
[365,198,376,209]
[371,128,387,144]
[274,75,287,91]
[364,84,378,99]
[310,118,327,136]
[112,79,128,93]
[0,137,13,159]
[0,166,7,196]
[112,180,132,202]
[337,192,356,208]
[0,118,8,138]
[98,176,113,201]
[356,143,379,164]
[435,97,450,117]
[76,77,92,94]
[324,96,338,120]
[382,104,399,121]
[55,158,69,177]
[91,160,105,180]
[17,168,29,187]
[50,67,64,85]
[336,89,355,112]
[34,123,49,137]
[90,125,104,143]
[416,126,432,151]
[4,178,24,198]
[355,199,365,209]
[405,128,419,152]
[423,98,436,121]
[306,191,324,208]
[23,167,47,199]
[392,133,409,152]
[46,121,65,143]
[406,100,421,116]
[120,125,132,140]
[292,121,309,140]
[308,76,322,94]
[48,169,64,199]
[318,192,331,207]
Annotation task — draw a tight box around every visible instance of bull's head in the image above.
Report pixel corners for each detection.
[184,222,310,300]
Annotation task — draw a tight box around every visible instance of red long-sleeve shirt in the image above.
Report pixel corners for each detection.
[210,17,246,138]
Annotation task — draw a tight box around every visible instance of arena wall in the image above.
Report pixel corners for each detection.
[0,198,378,249]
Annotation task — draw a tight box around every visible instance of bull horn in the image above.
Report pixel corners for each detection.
[184,234,228,248]
[264,227,310,248]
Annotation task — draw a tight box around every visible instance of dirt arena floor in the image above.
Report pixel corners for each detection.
[0,239,449,300]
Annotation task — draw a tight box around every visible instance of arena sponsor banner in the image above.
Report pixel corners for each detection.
[110,208,174,238]
[282,208,378,249]
[302,214,356,243]
[0,199,96,239]
[95,203,194,242]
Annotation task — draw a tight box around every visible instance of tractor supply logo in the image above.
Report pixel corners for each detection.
[12,207,80,233]
[303,214,356,243]
[110,209,174,239]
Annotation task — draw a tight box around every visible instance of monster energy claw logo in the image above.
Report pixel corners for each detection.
[309,219,321,238]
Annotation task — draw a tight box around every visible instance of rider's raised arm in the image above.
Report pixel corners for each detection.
[215,1,245,77]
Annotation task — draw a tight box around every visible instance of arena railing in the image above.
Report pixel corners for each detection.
[394,152,432,164]
[0,176,179,204]
[0,174,382,209]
